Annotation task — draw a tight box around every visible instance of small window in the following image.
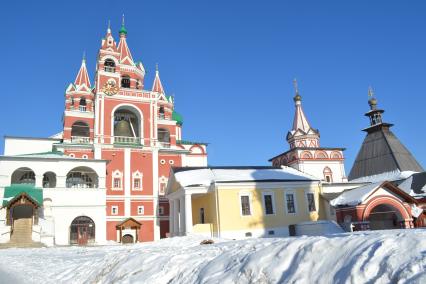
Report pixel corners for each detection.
[245,232,252,237]
[169,160,174,165]
[69,153,75,158]
[134,179,141,189]
[138,206,144,215]
[111,206,118,215]
[113,178,121,189]
[121,75,131,88]
[159,206,165,215]
[160,159,166,165]
[159,106,165,119]
[104,59,115,72]
[82,154,88,159]
[307,193,316,212]
[263,193,275,215]
[268,230,275,236]
[286,193,296,214]
[240,195,251,216]
[79,97,87,112]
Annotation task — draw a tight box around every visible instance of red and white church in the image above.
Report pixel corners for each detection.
[0,20,207,246]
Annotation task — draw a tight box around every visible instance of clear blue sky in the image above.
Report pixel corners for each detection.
[1,0,425,172]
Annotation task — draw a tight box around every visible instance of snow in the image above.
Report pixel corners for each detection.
[175,166,317,187]
[350,170,417,183]
[330,182,381,206]
[1,230,425,283]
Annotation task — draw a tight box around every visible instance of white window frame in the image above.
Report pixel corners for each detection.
[112,170,123,191]
[262,192,276,216]
[137,205,145,215]
[284,191,297,215]
[111,205,118,215]
[132,171,143,191]
[306,191,317,213]
[239,192,252,217]
[158,176,168,196]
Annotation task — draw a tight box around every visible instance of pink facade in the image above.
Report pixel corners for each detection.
[61,22,207,242]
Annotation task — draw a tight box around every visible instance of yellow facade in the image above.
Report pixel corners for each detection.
[189,183,324,236]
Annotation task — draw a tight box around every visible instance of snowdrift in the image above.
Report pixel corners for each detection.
[0,229,425,283]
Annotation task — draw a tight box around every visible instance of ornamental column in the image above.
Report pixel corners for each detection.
[179,196,185,236]
[173,199,179,236]
[169,200,175,237]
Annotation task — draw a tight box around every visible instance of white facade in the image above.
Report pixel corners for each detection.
[0,153,107,246]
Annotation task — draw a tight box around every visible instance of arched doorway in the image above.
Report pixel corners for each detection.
[70,216,95,245]
[367,204,404,230]
[122,234,134,244]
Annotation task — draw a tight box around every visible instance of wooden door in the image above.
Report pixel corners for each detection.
[78,226,88,245]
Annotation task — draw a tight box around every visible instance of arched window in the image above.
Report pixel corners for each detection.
[159,106,165,119]
[113,107,140,144]
[79,97,87,112]
[112,170,123,190]
[121,75,131,88]
[42,172,56,188]
[71,121,90,143]
[104,59,116,72]
[70,216,95,245]
[66,167,98,188]
[158,128,170,148]
[11,167,36,185]
[132,171,143,191]
[323,167,333,183]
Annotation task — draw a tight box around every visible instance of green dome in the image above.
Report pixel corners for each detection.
[172,111,183,125]
[119,25,127,35]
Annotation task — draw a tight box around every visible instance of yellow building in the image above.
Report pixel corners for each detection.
[167,166,338,239]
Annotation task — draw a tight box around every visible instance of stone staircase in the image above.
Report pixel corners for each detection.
[1,218,44,248]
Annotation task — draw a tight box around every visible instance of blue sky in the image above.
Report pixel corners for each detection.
[1,0,425,171]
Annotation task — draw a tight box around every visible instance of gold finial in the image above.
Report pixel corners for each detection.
[293,78,301,102]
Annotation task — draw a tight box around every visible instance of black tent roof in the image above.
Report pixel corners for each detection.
[349,127,424,181]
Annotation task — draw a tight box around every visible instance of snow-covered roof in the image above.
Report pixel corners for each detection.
[397,172,426,198]
[350,170,416,183]
[330,182,382,206]
[174,166,318,187]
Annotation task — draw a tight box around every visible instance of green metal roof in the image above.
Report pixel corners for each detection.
[2,184,43,207]
[172,110,183,125]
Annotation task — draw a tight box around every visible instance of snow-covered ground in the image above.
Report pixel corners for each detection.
[0,229,425,284]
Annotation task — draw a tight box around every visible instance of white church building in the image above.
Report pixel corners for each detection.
[0,136,107,246]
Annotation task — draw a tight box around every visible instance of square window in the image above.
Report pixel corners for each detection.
[138,206,144,215]
[307,193,316,212]
[263,194,274,215]
[111,206,118,215]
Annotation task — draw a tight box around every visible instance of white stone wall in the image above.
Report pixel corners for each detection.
[0,156,107,246]
[4,137,61,156]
